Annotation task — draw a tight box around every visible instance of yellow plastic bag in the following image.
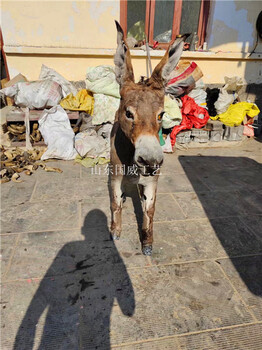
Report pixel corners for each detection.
[60,89,94,114]
[210,102,260,127]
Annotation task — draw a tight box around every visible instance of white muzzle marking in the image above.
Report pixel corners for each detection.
[134,135,163,168]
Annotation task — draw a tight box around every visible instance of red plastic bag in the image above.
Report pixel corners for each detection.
[170,95,209,146]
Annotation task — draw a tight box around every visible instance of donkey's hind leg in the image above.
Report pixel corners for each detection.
[110,176,124,240]
[141,181,157,256]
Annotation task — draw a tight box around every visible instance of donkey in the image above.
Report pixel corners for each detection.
[110,21,187,255]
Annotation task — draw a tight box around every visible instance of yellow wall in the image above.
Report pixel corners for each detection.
[5,52,262,85]
[1,1,119,49]
[1,0,262,85]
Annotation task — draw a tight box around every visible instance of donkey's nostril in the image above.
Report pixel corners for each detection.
[137,156,163,168]
[137,156,148,167]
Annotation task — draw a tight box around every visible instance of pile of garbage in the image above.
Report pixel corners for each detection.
[160,63,260,150]
[0,61,261,176]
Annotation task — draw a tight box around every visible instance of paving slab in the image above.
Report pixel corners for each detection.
[173,190,262,220]
[114,337,181,349]
[151,215,262,264]
[150,219,225,264]
[81,193,185,229]
[178,323,262,350]
[178,154,261,173]
[3,230,83,281]
[0,234,18,279]
[0,200,80,234]
[111,261,253,345]
[116,324,262,350]
[31,176,109,202]
[218,256,262,321]
[1,261,254,349]
[157,173,209,193]
[2,253,135,349]
[172,192,207,219]
[208,216,262,257]
[2,141,262,350]
[160,155,187,175]
[239,214,262,240]
[0,179,36,206]
[4,226,150,282]
[36,160,81,179]
[114,324,262,349]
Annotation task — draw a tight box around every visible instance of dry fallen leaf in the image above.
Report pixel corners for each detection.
[1,161,17,167]
[24,165,34,172]
[0,147,63,184]
[0,169,7,177]
[44,166,63,173]
[4,150,14,160]
[11,173,23,183]
[0,177,10,184]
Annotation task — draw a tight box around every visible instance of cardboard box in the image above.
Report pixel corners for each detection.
[1,74,28,106]
[1,78,13,106]
[4,73,28,87]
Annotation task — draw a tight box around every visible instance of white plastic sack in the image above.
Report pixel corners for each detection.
[92,93,120,125]
[75,129,110,158]
[39,105,77,160]
[188,79,207,108]
[86,65,120,98]
[97,123,113,139]
[224,76,243,93]
[0,80,62,109]
[215,76,243,115]
[39,65,77,98]
[214,88,236,115]
[162,134,173,153]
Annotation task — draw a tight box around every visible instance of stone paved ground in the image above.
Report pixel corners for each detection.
[1,138,262,350]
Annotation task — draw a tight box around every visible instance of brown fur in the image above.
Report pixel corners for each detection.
[110,22,187,255]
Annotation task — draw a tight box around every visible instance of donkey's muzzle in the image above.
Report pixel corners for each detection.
[134,135,164,174]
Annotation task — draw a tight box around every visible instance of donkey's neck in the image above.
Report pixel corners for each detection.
[114,123,135,166]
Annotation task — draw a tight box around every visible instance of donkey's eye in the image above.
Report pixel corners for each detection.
[126,110,134,120]
[158,112,165,121]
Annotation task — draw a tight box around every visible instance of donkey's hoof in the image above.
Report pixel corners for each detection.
[111,234,120,241]
[142,245,152,256]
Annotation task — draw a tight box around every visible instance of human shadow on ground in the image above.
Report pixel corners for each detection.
[179,155,262,297]
[13,210,135,350]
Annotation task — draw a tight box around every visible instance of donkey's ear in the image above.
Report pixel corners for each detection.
[114,20,135,88]
[148,34,190,89]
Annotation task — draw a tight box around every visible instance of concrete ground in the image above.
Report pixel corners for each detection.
[1,138,262,350]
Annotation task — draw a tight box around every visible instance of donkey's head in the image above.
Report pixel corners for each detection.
[114,21,187,173]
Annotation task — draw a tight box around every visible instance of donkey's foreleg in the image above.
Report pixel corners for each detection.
[110,176,124,240]
[141,181,157,256]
